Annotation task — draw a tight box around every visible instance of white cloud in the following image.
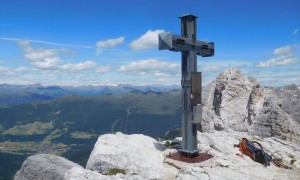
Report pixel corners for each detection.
[62,61,97,72]
[0,67,14,76]
[0,66,9,73]
[31,57,60,69]
[15,67,30,73]
[293,28,298,36]
[24,49,57,62]
[96,37,124,48]
[257,57,297,67]
[130,29,165,50]
[96,65,111,73]
[18,40,61,69]
[273,45,293,56]
[96,37,124,55]
[119,59,179,76]
[257,45,298,67]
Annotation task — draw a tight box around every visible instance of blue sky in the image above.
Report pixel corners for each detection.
[0,0,299,86]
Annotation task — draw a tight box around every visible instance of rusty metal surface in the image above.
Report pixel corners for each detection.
[167,152,213,163]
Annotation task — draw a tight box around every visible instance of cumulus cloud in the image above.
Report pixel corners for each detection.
[96,37,124,55]
[62,61,97,72]
[273,45,293,56]
[119,59,179,76]
[18,40,61,69]
[130,29,165,50]
[0,67,9,73]
[0,66,14,76]
[96,37,124,48]
[257,45,298,67]
[96,65,111,73]
[257,57,297,67]
[15,67,30,73]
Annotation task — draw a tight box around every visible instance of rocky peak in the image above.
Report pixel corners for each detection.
[202,68,300,144]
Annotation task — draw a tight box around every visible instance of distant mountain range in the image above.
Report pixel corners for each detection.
[0,83,180,107]
[0,71,299,179]
[0,90,181,179]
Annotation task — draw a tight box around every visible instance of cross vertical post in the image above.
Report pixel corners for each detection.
[181,15,198,156]
[159,14,214,157]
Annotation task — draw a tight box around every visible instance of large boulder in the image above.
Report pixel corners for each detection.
[14,154,82,180]
[86,132,175,179]
[14,132,300,180]
[201,68,300,143]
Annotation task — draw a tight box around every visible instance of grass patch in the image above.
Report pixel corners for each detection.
[2,121,53,135]
[290,159,296,165]
[165,141,171,147]
[0,141,69,155]
[44,128,67,141]
[164,140,180,148]
[273,157,283,163]
[70,131,97,139]
[104,168,126,175]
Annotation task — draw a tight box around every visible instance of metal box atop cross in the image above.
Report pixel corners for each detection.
[159,14,214,156]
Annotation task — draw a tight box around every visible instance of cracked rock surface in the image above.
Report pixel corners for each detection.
[14,154,82,180]
[15,132,300,180]
[202,68,300,144]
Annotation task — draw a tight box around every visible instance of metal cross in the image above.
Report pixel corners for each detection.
[159,14,214,157]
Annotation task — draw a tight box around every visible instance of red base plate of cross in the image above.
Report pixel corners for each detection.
[167,152,213,163]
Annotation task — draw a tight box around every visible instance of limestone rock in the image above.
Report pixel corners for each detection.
[14,154,82,180]
[64,167,144,180]
[175,167,209,180]
[201,68,300,144]
[14,132,300,180]
[273,84,300,124]
[86,132,171,180]
[195,131,300,180]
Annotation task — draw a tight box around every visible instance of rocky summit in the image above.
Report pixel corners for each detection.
[202,68,300,144]
[14,68,300,179]
[15,132,300,180]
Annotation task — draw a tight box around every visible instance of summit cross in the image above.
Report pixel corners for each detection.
[159,14,214,156]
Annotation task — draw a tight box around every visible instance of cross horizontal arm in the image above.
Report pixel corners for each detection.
[159,32,214,57]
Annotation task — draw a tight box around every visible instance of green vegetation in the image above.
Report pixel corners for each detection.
[165,141,171,147]
[273,157,283,163]
[163,128,181,140]
[70,131,97,139]
[290,159,296,165]
[0,124,4,133]
[0,91,182,179]
[104,168,126,175]
[2,121,53,135]
[44,128,68,141]
[0,141,69,155]
[0,152,28,180]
